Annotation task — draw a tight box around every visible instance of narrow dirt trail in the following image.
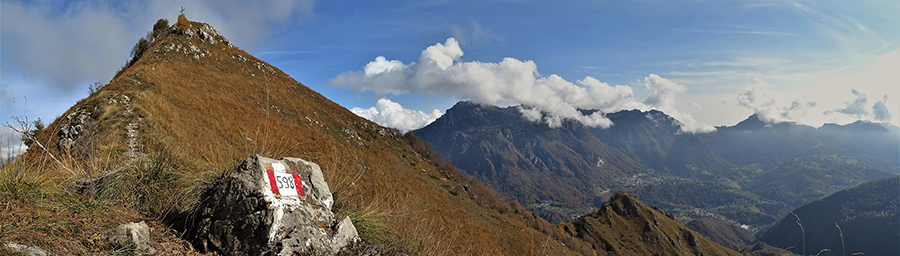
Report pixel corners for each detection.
[123,95,142,159]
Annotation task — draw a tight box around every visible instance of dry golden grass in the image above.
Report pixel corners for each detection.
[0,149,202,254]
[176,14,190,31]
[4,19,575,255]
[558,191,742,256]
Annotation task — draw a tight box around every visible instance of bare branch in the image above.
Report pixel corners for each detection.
[5,116,81,176]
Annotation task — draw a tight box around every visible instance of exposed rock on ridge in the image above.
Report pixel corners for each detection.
[182,155,358,255]
[56,107,94,153]
[170,20,232,47]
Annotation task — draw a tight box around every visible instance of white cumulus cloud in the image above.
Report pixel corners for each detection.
[872,95,891,122]
[351,98,443,132]
[643,75,715,133]
[331,38,715,132]
[736,78,820,124]
[837,89,870,117]
[644,74,687,109]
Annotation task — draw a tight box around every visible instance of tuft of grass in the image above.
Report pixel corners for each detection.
[0,157,139,254]
[338,202,390,243]
[176,14,190,31]
[0,161,53,203]
[791,211,806,256]
[97,154,201,220]
[835,222,845,256]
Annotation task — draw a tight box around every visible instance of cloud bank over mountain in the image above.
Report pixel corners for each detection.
[350,98,442,132]
[736,77,893,127]
[334,37,895,133]
[643,74,715,132]
[329,38,714,132]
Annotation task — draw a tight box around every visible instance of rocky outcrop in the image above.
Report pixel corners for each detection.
[102,221,156,255]
[170,20,232,47]
[182,155,358,255]
[4,243,47,256]
[56,107,93,153]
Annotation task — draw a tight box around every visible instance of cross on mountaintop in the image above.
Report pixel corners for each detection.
[180,6,185,15]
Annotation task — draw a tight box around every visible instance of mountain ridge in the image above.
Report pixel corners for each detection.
[415,101,647,222]
[4,19,575,255]
[415,100,899,227]
[558,190,742,256]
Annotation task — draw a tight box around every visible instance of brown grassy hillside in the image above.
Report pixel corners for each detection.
[558,190,742,256]
[1,19,573,255]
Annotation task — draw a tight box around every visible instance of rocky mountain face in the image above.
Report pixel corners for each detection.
[415,101,646,222]
[756,176,900,256]
[588,109,681,172]
[182,155,359,255]
[415,101,899,228]
[557,190,742,256]
[8,20,574,255]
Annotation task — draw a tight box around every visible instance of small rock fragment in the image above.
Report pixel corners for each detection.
[102,221,157,255]
[4,243,47,256]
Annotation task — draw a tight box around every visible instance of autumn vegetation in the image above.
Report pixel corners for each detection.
[1,18,575,255]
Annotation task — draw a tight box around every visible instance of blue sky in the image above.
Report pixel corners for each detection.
[2,0,899,152]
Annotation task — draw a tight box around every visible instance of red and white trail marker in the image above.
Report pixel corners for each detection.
[265,162,305,197]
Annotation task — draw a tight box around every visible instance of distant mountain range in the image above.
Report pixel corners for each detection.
[414,101,645,222]
[414,101,900,227]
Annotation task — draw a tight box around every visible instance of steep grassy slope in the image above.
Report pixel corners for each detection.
[2,20,573,255]
[558,190,742,256]
[756,176,900,256]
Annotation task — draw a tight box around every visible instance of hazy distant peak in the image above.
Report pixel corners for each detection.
[732,114,767,130]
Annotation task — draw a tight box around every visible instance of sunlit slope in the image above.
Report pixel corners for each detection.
[18,19,573,255]
[559,191,742,256]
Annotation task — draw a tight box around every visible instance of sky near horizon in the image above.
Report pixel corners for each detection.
[2,0,899,153]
